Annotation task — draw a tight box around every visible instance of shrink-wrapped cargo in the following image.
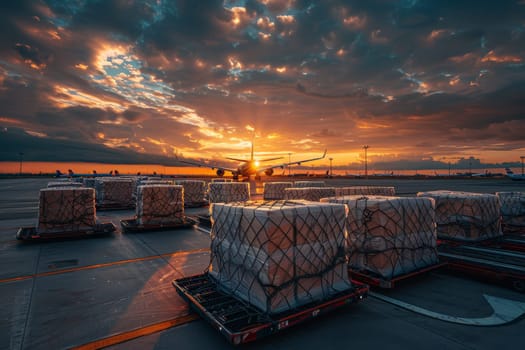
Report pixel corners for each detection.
[293,181,326,188]
[37,187,96,233]
[208,182,250,203]
[335,186,395,197]
[47,181,83,188]
[284,187,336,202]
[263,182,293,200]
[209,200,350,314]
[322,195,438,279]
[417,190,501,241]
[95,178,135,208]
[496,192,525,232]
[136,185,184,225]
[175,180,207,206]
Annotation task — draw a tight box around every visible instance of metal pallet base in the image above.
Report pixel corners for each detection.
[349,262,446,288]
[16,223,116,241]
[120,217,197,233]
[173,273,368,345]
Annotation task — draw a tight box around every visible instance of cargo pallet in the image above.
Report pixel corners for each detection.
[16,223,116,241]
[349,262,446,288]
[173,273,368,345]
[438,234,525,253]
[120,217,197,233]
[438,244,525,292]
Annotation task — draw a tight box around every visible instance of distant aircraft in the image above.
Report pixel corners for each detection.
[505,168,525,181]
[177,143,327,179]
[55,169,112,178]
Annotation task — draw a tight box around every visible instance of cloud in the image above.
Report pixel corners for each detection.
[0,0,524,168]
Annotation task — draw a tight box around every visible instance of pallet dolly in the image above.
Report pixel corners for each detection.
[349,262,447,288]
[173,273,368,345]
[16,222,116,241]
[120,217,197,233]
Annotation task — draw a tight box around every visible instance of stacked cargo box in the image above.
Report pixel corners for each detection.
[496,192,525,233]
[335,186,395,197]
[293,181,326,188]
[263,182,293,200]
[322,195,438,279]
[284,187,336,202]
[417,190,501,241]
[95,178,135,208]
[208,182,250,203]
[209,200,351,314]
[136,185,184,225]
[37,187,96,234]
[175,180,207,207]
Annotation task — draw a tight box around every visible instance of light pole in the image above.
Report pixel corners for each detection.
[363,145,369,179]
[521,156,524,176]
[19,152,24,175]
[329,157,333,178]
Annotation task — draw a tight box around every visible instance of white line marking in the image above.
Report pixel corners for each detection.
[370,292,525,326]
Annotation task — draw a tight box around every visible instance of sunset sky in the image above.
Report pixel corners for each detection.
[1,0,524,171]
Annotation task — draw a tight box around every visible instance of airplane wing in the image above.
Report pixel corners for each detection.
[258,150,327,174]
[176,157,238,175]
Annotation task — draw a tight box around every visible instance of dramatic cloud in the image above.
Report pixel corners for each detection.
[0,0,524,170]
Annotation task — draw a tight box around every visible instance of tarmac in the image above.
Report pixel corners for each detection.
[1,177,524,349]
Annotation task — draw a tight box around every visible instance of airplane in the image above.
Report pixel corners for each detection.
[505,168,525,181]
[177,144,327,179]
[55,169,113,178]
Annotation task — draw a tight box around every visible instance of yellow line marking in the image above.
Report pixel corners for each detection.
[71,314,200,350]
[0,248,209,284]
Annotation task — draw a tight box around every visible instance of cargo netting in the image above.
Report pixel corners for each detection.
[136,185,184,225]
[263,182,293,200]
[37,187,96,234]
[496,192,525,233]
[335,186,395,197]
[175,180,207,207]
[417,190,501,241]
[293,181,326,188]
[208,200,351,314]
[284,187,336,202]
[322,195,438,279]
[208,182,250,203]
[95,178,135,207]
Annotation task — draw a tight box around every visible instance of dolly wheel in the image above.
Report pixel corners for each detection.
[512,279,525,293]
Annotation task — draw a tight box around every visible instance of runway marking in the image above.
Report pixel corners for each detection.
[70,313,199,350]
[370,291,525,326]
[0,247,210,284]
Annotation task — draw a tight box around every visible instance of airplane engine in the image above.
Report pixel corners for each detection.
[216,169,225,177]
[265,168,274,176]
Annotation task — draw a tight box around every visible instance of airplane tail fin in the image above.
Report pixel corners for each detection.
[55,170,62,177]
